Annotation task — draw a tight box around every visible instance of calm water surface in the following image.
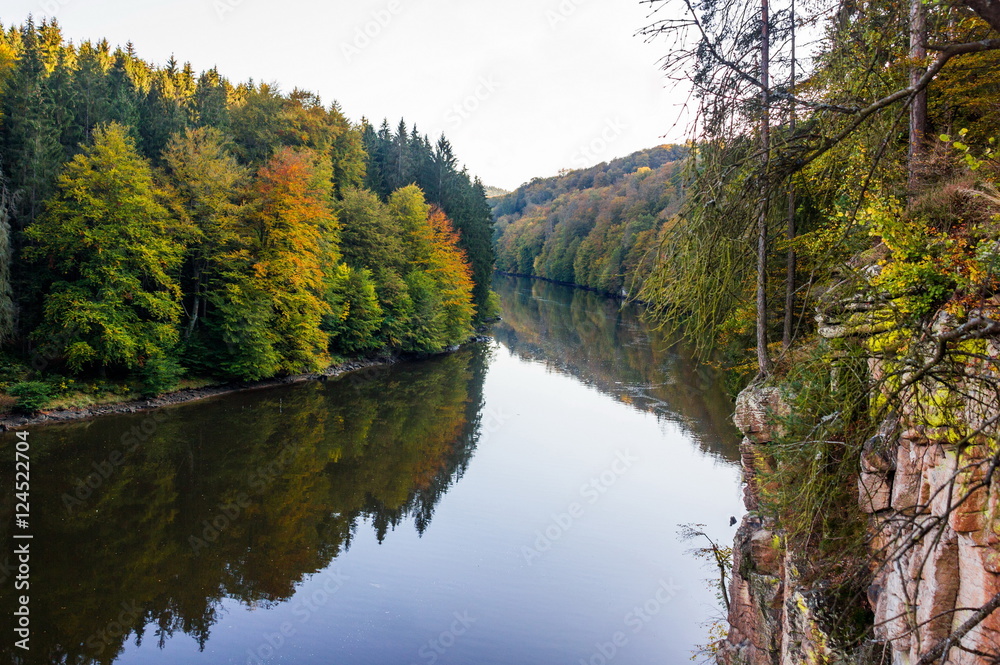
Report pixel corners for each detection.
[1,276,743,665]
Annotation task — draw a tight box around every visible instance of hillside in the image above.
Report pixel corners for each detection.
[491,145,686,296]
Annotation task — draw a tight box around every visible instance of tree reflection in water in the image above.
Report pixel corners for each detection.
[0,345,489,665]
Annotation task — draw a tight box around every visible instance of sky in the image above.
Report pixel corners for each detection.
[1,0,690,191]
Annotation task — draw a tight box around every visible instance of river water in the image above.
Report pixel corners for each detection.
[1,276,743,665]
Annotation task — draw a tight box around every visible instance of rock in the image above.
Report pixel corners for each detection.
[913,525,960,647]
[750,529,784,577]
[780,589,838,665]
[890,438,925,514]
[734,387,790,444]
[945,534,1000,664]
[719,516,783,665]
[859,471,893,513]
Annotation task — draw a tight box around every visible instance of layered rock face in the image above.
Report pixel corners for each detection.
[861,408,1000,662]
[718,387,843,665]
[718,357,1000,664]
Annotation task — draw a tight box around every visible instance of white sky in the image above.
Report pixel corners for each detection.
[2,0,690,190]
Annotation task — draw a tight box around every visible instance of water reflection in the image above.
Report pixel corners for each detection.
[0,346,489,665]
[0,278,741,665]
[492,276,740,462]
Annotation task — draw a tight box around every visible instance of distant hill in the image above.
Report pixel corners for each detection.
[492,145,687,296]
[483,185,510,198]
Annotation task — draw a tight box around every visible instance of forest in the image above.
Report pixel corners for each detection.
[0,19,495,407]
[492,145,686,295]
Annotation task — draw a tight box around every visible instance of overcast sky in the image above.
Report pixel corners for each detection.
[2,0,689,190]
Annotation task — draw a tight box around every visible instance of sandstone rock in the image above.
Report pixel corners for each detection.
[983,548,1000,575]
[923,446,958,518]
[913,525,960,649]
[734,387,790,444]
[891,438,926,514]
[740,438,762,511]
[900,426,929,446]
[861,425,897,473]
[722,515,783,665]
[874,552,918,654]
[780,589,838,665]
[750,529,784,577]
[943,534,1000,665]
[859,471,893,513]
[949,482,987,534]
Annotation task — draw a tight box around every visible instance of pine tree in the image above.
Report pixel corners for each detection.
[0,161,14,343]
[328,101,366,198]
[0,19,65,230]
[192,68,230,131]
[71,40,113,145]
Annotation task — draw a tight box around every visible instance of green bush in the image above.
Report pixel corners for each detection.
[140,355,184,397]
[8,381,53,414]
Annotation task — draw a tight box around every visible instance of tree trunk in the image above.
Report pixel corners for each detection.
[757,0,773,376]
[783,0,797,350]
[185,269,203,340]
[908,0,927,193]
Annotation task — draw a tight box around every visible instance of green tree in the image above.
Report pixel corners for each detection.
[324,263,384,354]
[24,122,183,372]
[160,126,246,341]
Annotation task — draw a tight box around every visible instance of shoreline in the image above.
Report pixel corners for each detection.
[0,335,493,431]
[495,271,649,304]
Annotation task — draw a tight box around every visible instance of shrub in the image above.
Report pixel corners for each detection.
[140,355,184,397]
[8,381,53,414]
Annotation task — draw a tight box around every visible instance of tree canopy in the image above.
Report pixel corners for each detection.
[0,19,493,396]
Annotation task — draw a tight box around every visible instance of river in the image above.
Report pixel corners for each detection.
[1,276,743,665]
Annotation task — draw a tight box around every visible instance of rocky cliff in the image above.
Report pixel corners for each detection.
[718,331,1000,665]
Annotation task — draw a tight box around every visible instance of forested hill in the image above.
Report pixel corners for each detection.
[491,145,686,296]
[0,19,494,403]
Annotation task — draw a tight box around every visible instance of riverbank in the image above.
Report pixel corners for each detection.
[0,334,494,431]
[495,271,650,304]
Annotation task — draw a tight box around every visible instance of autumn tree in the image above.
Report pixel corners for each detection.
[389,186,475,351]
[215,147,337,379]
